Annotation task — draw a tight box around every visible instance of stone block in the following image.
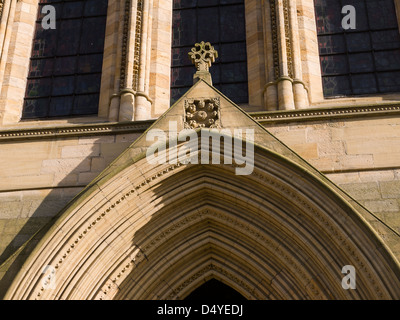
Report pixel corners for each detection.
[346,139,400,155]
[79,135,116,145]
[318,141,345,157]
[374,152,400,168]
[379,210,400,229]
[115,133,142,143]
[379,181,400,199]
[0,202,22,219]
[0,174,54,191]
[291,143,318,160]
[100,142,131,163]
[332,125,400,141]
[41,158,91,175]
[359,170,395,182]
[91,157,107,173]
[61,144,100,159]
[78,172,101,184]
[326,172,360,184]
[274,129,307,145]
[2,218,29,235]
[338,154,374,170]
[363,200,399,213]
[20,200,43,219]
[308,157,338,172]
[340,182,381,201]
[53,173,79,187]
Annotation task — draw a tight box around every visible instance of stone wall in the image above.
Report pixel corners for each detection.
[263,113,400,235]
[1,109,400,268]
[0,125,143,266]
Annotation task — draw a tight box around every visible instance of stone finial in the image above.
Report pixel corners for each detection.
[188,41,218,85]
[189,41,218,72]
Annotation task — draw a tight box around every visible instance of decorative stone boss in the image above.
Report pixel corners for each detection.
[184,98,221,129]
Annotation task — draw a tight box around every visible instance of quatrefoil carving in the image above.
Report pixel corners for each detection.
[184,98,221,129]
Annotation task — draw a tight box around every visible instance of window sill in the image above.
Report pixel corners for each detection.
[310,93,400,109]
[2,115,111,131]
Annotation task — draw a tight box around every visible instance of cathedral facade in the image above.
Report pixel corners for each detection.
[0,0,400,299]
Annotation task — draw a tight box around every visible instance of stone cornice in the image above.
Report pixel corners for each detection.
[1,103,400,141]
[251,103,400,124]
[0,120,155,141]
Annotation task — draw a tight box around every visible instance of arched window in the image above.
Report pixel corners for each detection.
[314,0,400,97]
[171,0,248,105]
[22,0,108,119]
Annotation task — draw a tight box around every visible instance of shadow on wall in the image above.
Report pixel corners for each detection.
[111,165,257,300]
[0,135,133,298]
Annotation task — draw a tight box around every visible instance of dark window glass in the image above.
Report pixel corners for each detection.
[22,0,108,119]
[322,75,352,96]
[314,0,400,97]
[378,71,400,92]
[171,0,248,105]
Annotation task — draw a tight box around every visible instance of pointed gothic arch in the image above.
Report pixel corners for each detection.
[3,132,400,300]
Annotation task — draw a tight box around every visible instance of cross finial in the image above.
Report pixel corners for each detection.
[188,41,218,72]
[188,41,218,84]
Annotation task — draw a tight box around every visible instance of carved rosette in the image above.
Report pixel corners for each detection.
[184,98,220,129]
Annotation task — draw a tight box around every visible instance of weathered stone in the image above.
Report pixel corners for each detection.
[380,181,400,199]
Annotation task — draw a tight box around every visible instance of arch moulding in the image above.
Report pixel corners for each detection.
[3,138,400,300]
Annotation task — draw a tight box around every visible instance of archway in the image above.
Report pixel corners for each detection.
[4,139,400,300]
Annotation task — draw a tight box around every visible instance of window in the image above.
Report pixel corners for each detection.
[22,0,108,119]
[315,0,400,97]
[171,0,248,105]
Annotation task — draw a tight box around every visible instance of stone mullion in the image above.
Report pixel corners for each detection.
[276,0,290,77]
[0,0,36,125]
[262,0,279,111]
[118,0,140,121]
[144,1,152,93]
[283,0,293,79]
[0,0,14,80]
[0,0,17,123]
[263,0,296,111]
[132,0,141,91]
[124,0,138,90]
[288,0,309,109]
[276,0,295,110]
[263,0,309,110]
[107,0,133,120]
[0,0,9,47]
[135,0,146,93]
[110,0,155,122]
[134,0,153,120]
